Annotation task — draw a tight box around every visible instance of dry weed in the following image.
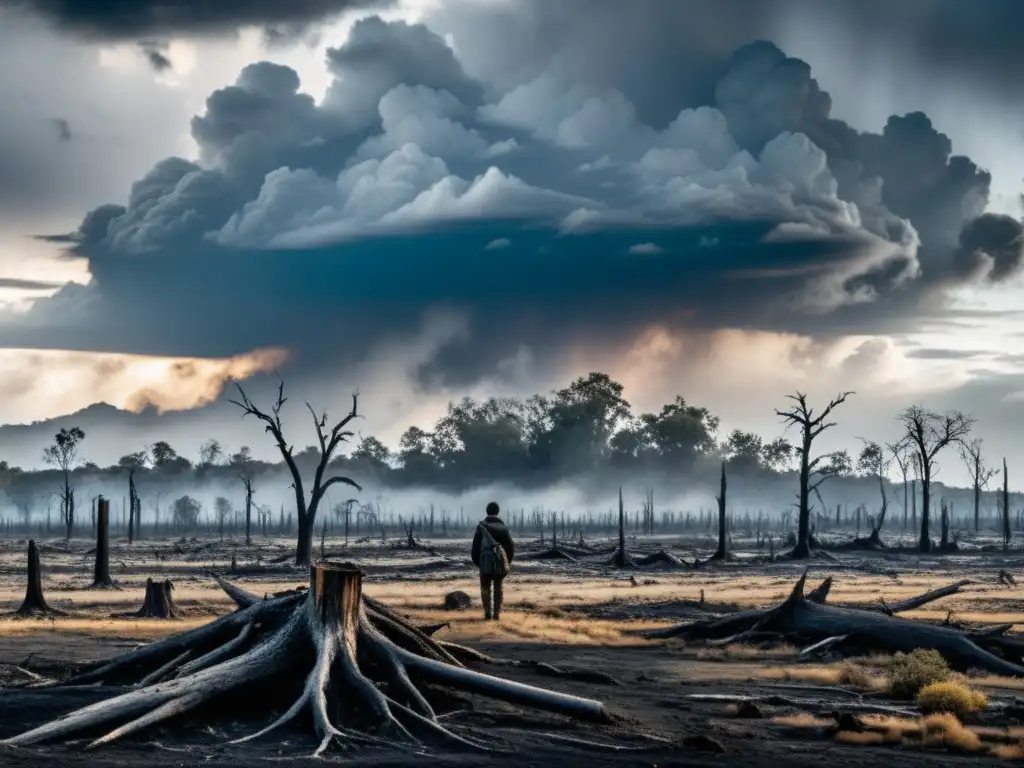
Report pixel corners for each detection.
[835,730,884,745]
[917,682,988,717]
[920,713,984,753]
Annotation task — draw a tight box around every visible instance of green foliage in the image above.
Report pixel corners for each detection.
[916,681,988,717]
[887,649,952,699]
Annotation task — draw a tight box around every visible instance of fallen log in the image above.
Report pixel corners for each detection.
[836,580,972,614]
[763,573,1024,676]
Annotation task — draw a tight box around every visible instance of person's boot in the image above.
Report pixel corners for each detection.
[481,583,491,620]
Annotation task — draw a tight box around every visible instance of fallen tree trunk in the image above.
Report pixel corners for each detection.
[838,580,972,614]
[5,563,613,755]
[761,573,1024,676]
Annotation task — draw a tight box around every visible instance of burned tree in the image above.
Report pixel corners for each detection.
[15,540,62,617]
[1003,458,1011,551]
[233,448,256,545]
[708,462,729,561]
[887,441,911,530]
[43,426,85,541]
[960,439,998,533]
[115,578,177,619]
[855,440,889,548]
[3,563,615,754]
[608,487,635,568]
[231,381,360,566]
[92,497,116,589]
[775,392,853,558]
[897,406,973,553]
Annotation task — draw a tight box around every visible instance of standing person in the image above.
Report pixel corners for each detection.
[471,501,515,620]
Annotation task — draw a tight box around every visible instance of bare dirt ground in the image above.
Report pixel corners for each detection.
[2,532,1024,766]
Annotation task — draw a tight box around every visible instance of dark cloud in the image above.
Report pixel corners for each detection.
[1,0,393,39]
[9,12,1020,390]
[139,41,172,71]
[952,213,1024,283]
[0,277,61,290]
[49,117,71,142]
[905,348,994,361]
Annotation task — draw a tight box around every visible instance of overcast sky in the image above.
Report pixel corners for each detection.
[0,0,1022,484]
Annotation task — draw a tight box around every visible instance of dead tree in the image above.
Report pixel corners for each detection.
[114,578,177,619]
[1003,458,1012,551]
[775,392,853,558]
[853,440,889,548]
[15,540,63,617]
[939,499,952,551]
[3,563,615,753]
[128,468,141,544]
[960,439,998,534]
[887,441,910,530]
[43,426,85,541]
[231,380,360,566]
[239,472,255,546]
[608,487,635,567]
[709,462,729,561]
[897,406,973,553]
[92,497,116,589]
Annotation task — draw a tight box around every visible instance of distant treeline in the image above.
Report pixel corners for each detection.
[1,372,1020,534]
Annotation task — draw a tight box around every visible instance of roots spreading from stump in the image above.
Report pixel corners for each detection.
[4,562,615,756]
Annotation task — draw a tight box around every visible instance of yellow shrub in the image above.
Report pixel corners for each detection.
[917,682,989,718]
[888,649,951,699]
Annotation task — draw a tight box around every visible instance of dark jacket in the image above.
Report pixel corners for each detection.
[471,515,515,567]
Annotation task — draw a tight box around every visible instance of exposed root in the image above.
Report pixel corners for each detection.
[6,563,617,757]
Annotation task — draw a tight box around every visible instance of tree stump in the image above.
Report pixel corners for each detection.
[92,497,117,589]
[114,578,177,618]
[4,563,616,755]
[15,540,63,617]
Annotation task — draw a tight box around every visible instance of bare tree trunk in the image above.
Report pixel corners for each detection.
[711,463,728,560]
[1003,458,1011,552]
[16,539,62,617]
[975,481,981,533]
[64,475,73,541]
[296,513,314,567]
[919,472,932,553]
[616,487,626,565]
[244,484,252,546]
[92,497,115,589]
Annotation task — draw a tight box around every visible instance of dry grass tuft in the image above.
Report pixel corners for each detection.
[917,681,988,718]
[0,617,206,639]
[991,742,1024,759]
[698,643,796,661]
[755,662,885,690]
[771,713,834,729]
[887,649,952,699]
[835,730,885,745]
[920,712,984,753]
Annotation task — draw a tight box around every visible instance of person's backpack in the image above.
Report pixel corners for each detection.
[477,522,509,578]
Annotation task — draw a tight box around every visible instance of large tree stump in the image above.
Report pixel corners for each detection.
[4,563,617,755]
[92,497,117,589]
[15,540,63,618]
[114,578,177,619]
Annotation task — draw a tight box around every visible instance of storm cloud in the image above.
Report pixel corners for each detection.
[1,0,393,39]
[9,7,1021,390]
